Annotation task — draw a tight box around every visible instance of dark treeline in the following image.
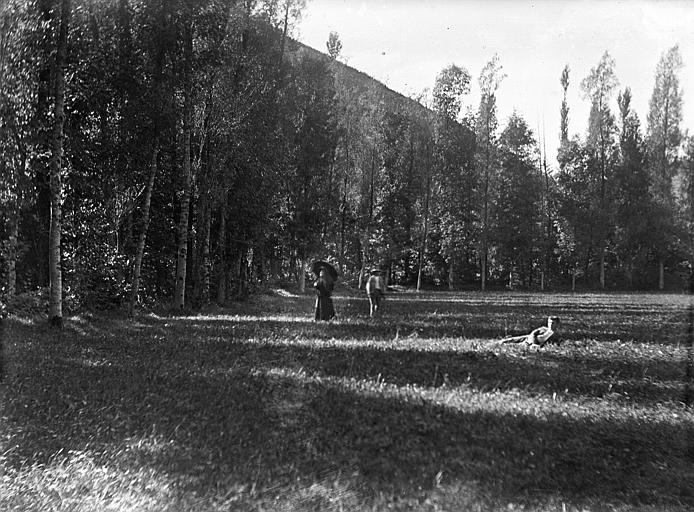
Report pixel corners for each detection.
[0,1,692,322]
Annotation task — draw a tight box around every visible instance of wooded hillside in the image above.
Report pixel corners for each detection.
[0,0,692,322]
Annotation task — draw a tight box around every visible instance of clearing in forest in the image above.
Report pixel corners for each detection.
[1,291,693,511]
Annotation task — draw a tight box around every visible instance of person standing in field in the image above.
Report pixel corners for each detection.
[314,269,336,321]
[366,269,385,317]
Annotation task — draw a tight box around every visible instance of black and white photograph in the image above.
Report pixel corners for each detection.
[1,0,693,510]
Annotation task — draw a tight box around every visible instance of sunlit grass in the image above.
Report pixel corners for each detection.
[1,291,692,511]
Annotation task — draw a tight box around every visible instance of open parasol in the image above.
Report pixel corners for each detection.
[311,260,338,280]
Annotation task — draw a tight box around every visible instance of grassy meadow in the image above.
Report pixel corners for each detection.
[1,290,693,511]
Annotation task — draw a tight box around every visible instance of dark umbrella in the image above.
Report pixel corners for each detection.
[311,260,338,280]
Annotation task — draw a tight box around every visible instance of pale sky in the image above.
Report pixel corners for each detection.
[296,0,694,165]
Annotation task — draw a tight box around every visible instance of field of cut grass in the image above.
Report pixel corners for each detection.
[1,290,693,511]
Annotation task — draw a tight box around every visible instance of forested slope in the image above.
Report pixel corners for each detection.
[0,0,691,320]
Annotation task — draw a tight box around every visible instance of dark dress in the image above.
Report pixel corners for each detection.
[314,277,335,321]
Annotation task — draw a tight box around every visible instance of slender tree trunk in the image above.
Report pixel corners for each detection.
[203,207,211,302]
[658,258,665,290]
[599,246,606,289]
[246,247,254,285]
[4,150,22,298]
[298,258,306,294]
[0,39,16,296]
[48,0,70,328]
[258,247,265,284]
[216,202,227,305]
[572,263,577,292]
[34,0,53,289]
[357,148,376,291]
[289,249,297,283]
[174,22,193,311]
[358,238,366,289]
[627,256,634,289]
[481,106,492,293]
[234,251,243,298]
[417,148,431,292]
[540,141,548,292]
[481,250,487,291]
[481,170,489,292]
[448,260,454,290]
[340,175,347,275]
[194,201,211,307]
[124,211,134,281]
[192,193,206,308]
[545,162,553,288]
[416,217,430,291]
[369,148,375,219]
[191,87,213,309]
[129,145,159,317]
[270,252,280,284]
[7,199,18,296]
[238,248,252,297]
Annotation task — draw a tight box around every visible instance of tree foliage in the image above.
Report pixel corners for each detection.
[495,113,541,288]
[1,7,692,319]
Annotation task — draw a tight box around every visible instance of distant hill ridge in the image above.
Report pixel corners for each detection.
[289,39,432,118]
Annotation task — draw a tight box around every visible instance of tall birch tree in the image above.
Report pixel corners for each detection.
[475,54,504,291]
[174,13,194,310]
[580,50,618,288]
[646,45,683,289]
[48,0,70,327]
[431,64,474,289]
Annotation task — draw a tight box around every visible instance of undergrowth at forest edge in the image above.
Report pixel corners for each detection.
[1,291,693,511]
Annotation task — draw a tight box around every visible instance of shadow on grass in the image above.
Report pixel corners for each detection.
[3,315,694,509]
[138,311,689,406]
[38,309,693,406]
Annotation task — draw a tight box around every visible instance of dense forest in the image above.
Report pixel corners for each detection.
[0,0,692,324]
